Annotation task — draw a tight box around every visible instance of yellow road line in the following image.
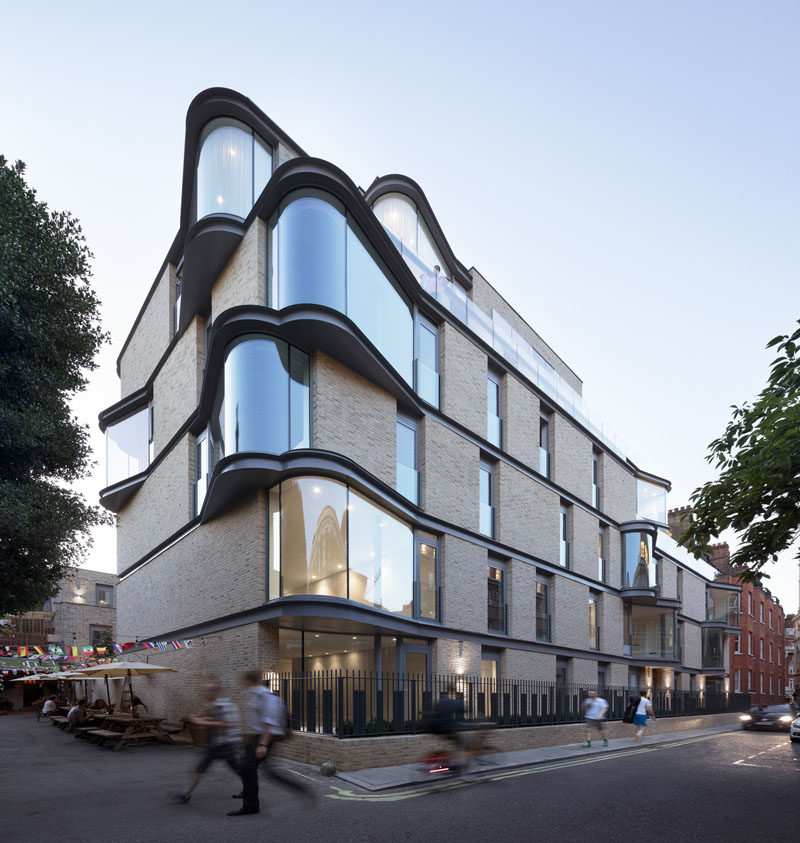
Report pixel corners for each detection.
[326,732,735,803]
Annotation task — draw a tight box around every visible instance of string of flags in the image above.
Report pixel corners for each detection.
[2,640,194,659]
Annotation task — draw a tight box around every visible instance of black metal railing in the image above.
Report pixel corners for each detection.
[275,672,751,739]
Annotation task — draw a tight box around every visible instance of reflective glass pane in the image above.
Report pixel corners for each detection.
[253,134,272,203]
[630,606,675,658]
[373,194,417,253]
[637,480,668,523]
[346,224,413,383]
[623,531,655,589]
[289,347,310,449]
[304,632,375,672]
[196,119,253,219]
[278,195,346,311]
[278,628,302,673]
[418,539,437,620]
[106,408,150,486]
[281,478,348,597]
[268,486,281,600]
[223,336,289,454]
[348,490,413,616]
[396,420,416,470]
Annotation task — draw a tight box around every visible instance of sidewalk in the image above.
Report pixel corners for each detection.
[337,724,739,791]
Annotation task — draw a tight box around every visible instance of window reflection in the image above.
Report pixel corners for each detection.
[622,531,656,589]
[269,477,437,620]
[106,407,150,486]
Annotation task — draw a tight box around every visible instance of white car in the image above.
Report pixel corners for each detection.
[791,716,800,743]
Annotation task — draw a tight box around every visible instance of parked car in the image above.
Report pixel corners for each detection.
[740,704,797,731]
[790,715,800,743]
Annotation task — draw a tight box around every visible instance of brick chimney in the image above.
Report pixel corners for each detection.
[667,505,692,542]
[707,542,731,575]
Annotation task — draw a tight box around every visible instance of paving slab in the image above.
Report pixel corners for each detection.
[336,724,740,791]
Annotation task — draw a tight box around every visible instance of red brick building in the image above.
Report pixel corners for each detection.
[709,543,786,705]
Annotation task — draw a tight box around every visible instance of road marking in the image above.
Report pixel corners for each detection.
[326,733,734,803]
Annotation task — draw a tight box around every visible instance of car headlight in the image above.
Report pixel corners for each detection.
[779,715,792,722]
[740,714,752,721]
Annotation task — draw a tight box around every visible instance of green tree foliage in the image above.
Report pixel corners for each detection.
[681,321,800,581]
[0,156,108,615]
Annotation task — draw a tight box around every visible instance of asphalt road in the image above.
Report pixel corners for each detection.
[4,715,798,842]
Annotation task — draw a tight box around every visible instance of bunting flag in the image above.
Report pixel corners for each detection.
[123,643,136,651]
[170,640,181,650]
[17,647,28,657]
[184,639,193,649]
[68,646,78,657]
[81,646,94,656]
[32,646,46,656]
[49,645,64,656]
[95,646,108,655]
[113,644,123,654]
[142,642,155,650]
[157,641,168,651]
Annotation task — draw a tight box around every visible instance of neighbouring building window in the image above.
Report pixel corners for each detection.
[539,413,551,478]
[748,593,752,615]
[769,642,773,662]
[760,638,764,660]
[747,669,753,691]
[592,451,601,509]
[769,609,773,628]
[486,370,502,448]
[414,315,439,407]
[760,673,764,693]
[95,585,113,608]
[748,632,753,655]
[479,462,494,538]
[734,634,742,654]
[396,415,419,505]
[487,563,506,633]
[536,578,551,642]
[734,669,741,693]
[769,675,773,695]
[559,504,570,568]
[90,626,112,646]
[760,602,764,623]
[588,596,599,650]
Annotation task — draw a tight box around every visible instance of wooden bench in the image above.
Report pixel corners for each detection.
[72,726,97,739]
[50,716,69,729]
[85,728,160,750]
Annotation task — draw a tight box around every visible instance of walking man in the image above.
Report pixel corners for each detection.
[582,689,609,747]
[633,689,655,741]
[176,680,241,803]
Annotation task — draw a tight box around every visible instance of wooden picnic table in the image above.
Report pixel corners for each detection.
[86,713,174,751]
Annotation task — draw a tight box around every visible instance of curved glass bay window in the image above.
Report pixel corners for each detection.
[211,335,310,459]
[268,190,413,384]
[106,406,151,486]
[636,480,668,524]
[268,476,435,620]
[622,530,656,589]
[196,118,272,220]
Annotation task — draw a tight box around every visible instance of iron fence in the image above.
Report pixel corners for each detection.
[276,671,751,739]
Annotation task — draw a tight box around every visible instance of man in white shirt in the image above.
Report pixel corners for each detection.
[633,690,655,741]
[582,690,609,748]
[41,696,57,718]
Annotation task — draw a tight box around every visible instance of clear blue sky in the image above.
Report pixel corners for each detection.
[1,1,797,611]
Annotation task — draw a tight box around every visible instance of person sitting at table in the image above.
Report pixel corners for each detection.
[41,696,58,718]
[131,696,148,717]
[90,699,107,711]
[67,698,88,730]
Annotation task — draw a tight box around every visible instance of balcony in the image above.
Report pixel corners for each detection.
[488,599,508,634]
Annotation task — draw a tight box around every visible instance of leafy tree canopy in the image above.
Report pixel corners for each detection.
[682,321,800,582]
[0,156,108,615]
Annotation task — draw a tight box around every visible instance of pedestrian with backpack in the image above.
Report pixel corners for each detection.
[632,689,655,741]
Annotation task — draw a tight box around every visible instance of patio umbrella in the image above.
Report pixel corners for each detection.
[10,674,46,681]
[78,662,177,711]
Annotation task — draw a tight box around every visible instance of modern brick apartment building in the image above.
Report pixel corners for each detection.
[702,540,786,705]
[100,89,740,721]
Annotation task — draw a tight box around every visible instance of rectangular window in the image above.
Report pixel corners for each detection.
[416,533,438,621]
[195,431,209,515]
[760,638,764,660]
[90,626,112,646]
[747,669,752,691]
[539,414,551,478]
[769,642,773,663]
[760,673,764,693]
[760,603,764,623]
[479,462,494,538]
[734,634,742,654]
[588,596,599,650]
[487,563,506,633]
[734,669,741,693]
[396,416,419,505]
[95,585,113,608]
[597,528,606,582]
[748,593,752,616]
[769,675,773,695]
[414,315,439,408]
[592,451,600,509]
[486,371,502,447]
[559,504,570,568]
[536,579,550,641]
[769,609,773,628]
[748,632,753,655]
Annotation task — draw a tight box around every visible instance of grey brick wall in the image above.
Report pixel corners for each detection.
[552,577,589,650]
[659,558,678,601]
[211,218,266,321]
[440,535,486,632]
[503,374,539,467]
[552,415,593,502]
[118,491,265,639]
[683,622,702,670]
[601,591,624,655]
[119,263,174,397]
[440,320,486,436]
[502,648,555,682]
[507,559,538,640]
[312,351,396,489]
[600,455,637,524]
[570,505,600,581]
[420,417,479,532]
[431,638,481,677]
[682,573,707,623]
